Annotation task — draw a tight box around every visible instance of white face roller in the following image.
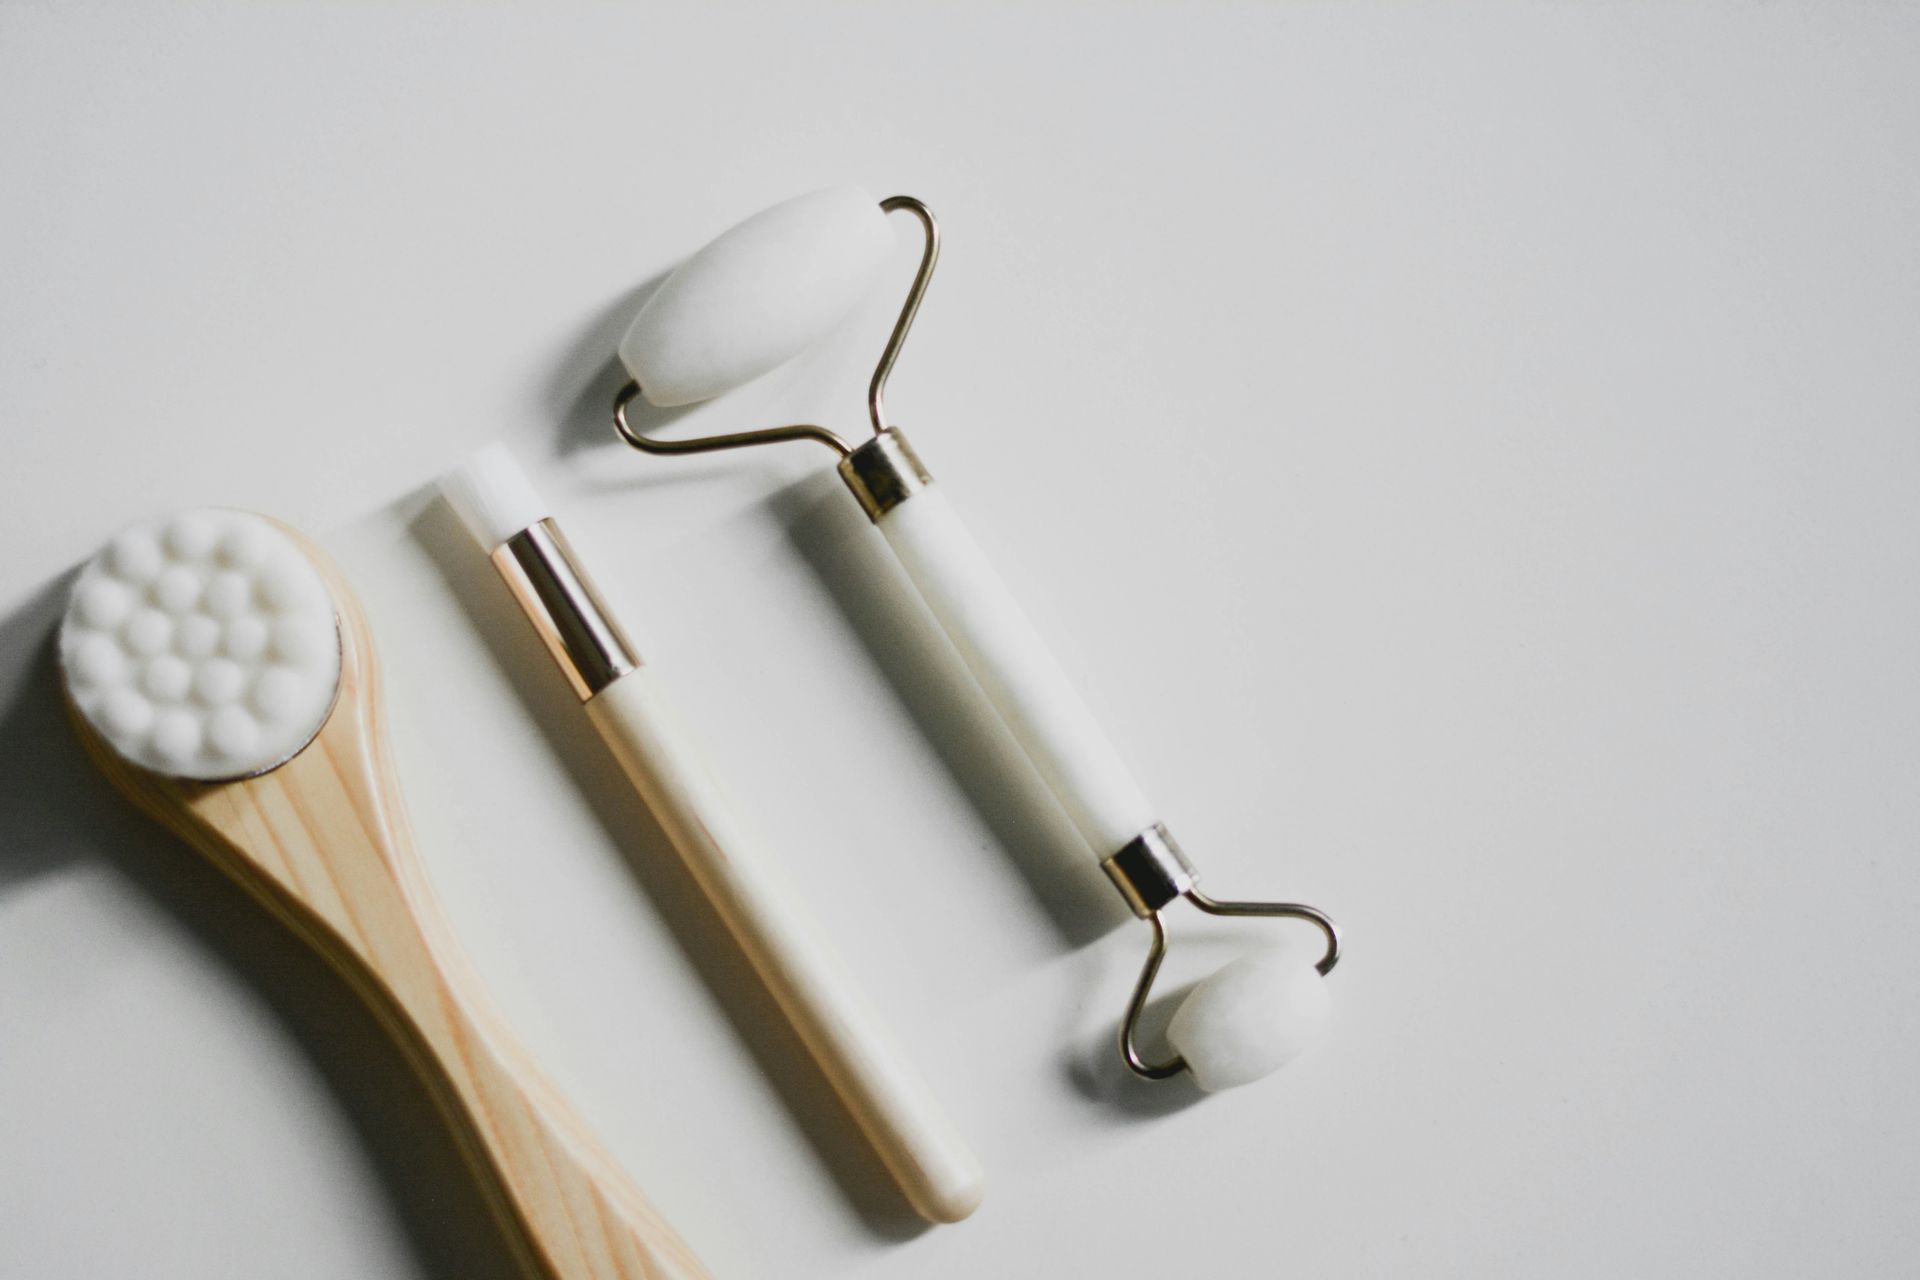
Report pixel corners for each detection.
[59,510,709,1278]
[608,187,1342,1091]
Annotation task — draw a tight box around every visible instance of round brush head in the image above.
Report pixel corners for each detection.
[1165,943,1332,1092]
[617,185,895,408]
[60,509,342,780]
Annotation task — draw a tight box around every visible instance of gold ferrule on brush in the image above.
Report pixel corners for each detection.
[491,520,640,700]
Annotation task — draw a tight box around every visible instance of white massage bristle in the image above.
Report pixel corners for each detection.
[1165,944,1332,1092]
[60,509,341,781]
[618,185,896,407]
[441,443,548,550]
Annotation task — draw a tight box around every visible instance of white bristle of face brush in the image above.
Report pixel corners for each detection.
[617,185,896,408]
[60,509,342,781]
[440,443,549,551]
[1164,944,1332,1092]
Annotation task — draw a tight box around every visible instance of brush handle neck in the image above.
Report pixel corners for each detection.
[217,729,706,1280]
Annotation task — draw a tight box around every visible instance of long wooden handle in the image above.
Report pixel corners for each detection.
[250,741,706,1279]
[73,538,710,1280]
[585,668,985,1224]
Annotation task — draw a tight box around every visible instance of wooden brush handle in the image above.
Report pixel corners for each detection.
[73,536,709,1280]
[585,668,985,1224]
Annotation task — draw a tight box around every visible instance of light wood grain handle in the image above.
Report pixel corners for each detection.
[585,668,985,1224]
[341,814,711,1280]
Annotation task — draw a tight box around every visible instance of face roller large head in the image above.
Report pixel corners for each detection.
[60,509,708,1279]
[608,188,1343,1091]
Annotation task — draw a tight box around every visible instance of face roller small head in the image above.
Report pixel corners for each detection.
[1165,944,1334,1092]
[1106,827,1341,1091]
[60,509,341,780]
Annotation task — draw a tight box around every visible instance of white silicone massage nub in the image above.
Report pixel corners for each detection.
[617,185,895,408]
[1165,944,1332,1092]
[59,509,341,781]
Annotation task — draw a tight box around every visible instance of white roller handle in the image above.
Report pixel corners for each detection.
[874,487,1159,859]
[584,666,985,1224]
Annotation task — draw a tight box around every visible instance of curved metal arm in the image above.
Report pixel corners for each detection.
[613,381,852,460]
[611,196,941,461]
[1118,891,1343,1081]
[869,195,940,435]
[1188,891,1342,976]
[1119,912,1189,1079]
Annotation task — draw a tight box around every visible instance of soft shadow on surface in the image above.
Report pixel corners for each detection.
[0,577,526,1280]
[412,494,930,1242]
[770,469,1131,949]
[545,273,704,459]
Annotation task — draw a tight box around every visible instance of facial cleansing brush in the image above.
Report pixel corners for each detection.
[60,508,709,1279]
[607,187,1342,1091]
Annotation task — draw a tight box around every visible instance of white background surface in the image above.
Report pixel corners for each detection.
[3,4,1917,1277]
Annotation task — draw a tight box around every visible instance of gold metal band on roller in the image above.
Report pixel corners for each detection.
[838,428,934,521]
